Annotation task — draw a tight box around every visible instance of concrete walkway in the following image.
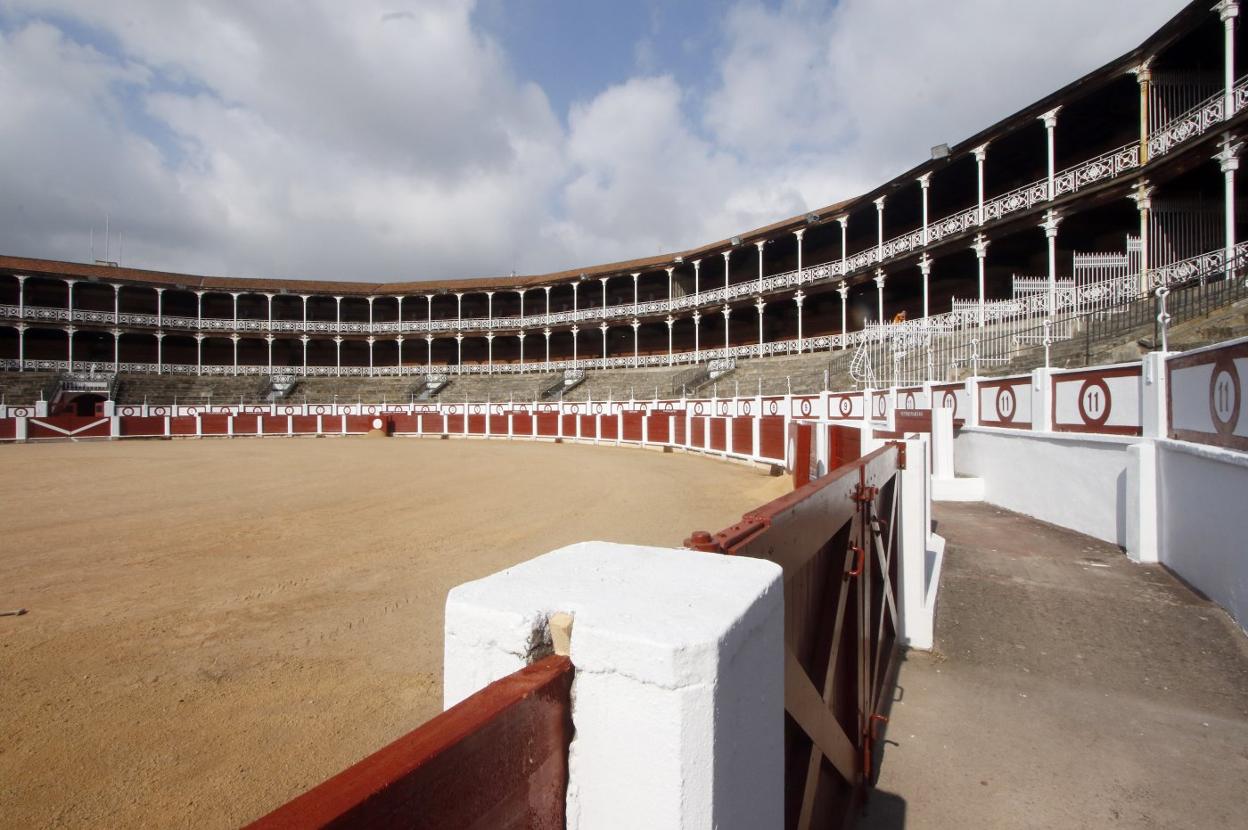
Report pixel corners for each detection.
[860,502,1248,830]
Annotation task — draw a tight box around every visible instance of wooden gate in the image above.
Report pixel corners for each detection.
[687,445,902,828]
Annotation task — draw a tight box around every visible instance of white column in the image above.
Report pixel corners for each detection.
[16,323,25,371]
[599,322,608,359]
[874,270,886,325]
[266,293,275,332]
[838,283,849,349]
[1137,61,1153,163]
[571,325,578,366]
[1042,210,1062,317]
[1217,135,1242,277]
[195,333,204,375]
[455,293,463,329]
[1132,183,1155,293]
[334,295,342,332]
[837,215,848,277]
[16,275,25,320]
[155,331,163,375]
[367,296,375,332]
[973,234,989,328]
[112,328,120,372]
[112,283,120,325]
[755,240,765,293]
[874,196,885,263]
[793,229,805,284]
[631,318,640,367]
[267,334,275,375]
[544,327,552,366]
[518,331,526,372]
[155,287,164,329]
[918,174,931,245]
[300,335,309,372]
[600,277,608,317]
[425,334,433,369]
[397,335,404,373]
[631,273,639,315]
[301,295,309,331]
[665,315,674,365]
[722,250,731,292]
[367,335,375,376]
[973,144,988,225]
[693,259,701,297]
[232,292,240,331]
[230,333,240,376]
[693,310,701,360]
[66,279,76,321]
[754,297,765,353]
[196,290,203,329]
[1041,108,1060,200]
[794,291,805,352]
[666,267,674,309]
[486,332,494,373]
[454,333,463,372]
[396,295,405,332]
[1221,1,1239,116]
[918,254,932,320]
[519,288,527,324]
[334,335,342,376]
[544,286,552,323]
[721,304,731,352]
[571,282,578,318]
[426,294,434,331]
[486,291,494,329]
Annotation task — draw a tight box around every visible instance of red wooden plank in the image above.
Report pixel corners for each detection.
[731,416,754,456]
[758,416,785,460]
[621,412,643,442]
[245,656,573,830]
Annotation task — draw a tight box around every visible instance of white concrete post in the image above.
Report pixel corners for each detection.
[631,273,639,316]
[444,543,783,830]
[666,315,674,366]
[722,304,731,352]
[1141,350,1170,439]
[755,240,765,294]
[874,270,885,326]
[898,437,939,650]
[722,250,731,293]
[918,254,932,320]
[874,196,885,263]
[1221,1,1239,116]
[754,296,765,353]
[837,215,848,278]
[1032,366,1054,432]
[1217,134,1241,277]
[692,310,701,361]
[794,228,804,283]
[794,290,805,353]
[630,318,640,367]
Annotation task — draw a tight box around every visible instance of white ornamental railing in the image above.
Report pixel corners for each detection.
[1148,76,1248,159]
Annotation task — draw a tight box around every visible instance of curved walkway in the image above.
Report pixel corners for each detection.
[862,502,1248,829]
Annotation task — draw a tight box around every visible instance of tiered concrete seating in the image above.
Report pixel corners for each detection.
[115,374,268,404]
[435,373,559,402]
[0,371,58,405]
[287,376,421,403]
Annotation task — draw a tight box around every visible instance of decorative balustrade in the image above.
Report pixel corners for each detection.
[1146,241,1248,290]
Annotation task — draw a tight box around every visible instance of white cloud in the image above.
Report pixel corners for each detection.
[0,0,1189,282]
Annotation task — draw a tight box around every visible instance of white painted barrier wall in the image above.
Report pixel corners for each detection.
[953,427,1136,548]
[444,542,784,830]
[1155,440,1248,629]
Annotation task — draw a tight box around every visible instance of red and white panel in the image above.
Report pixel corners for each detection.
[789,396,817,419]
[896,387,929,410]
[1168,339,1248,452]
[733,398,755,417]
[827,392,865,421]
[978,376,1031,429]
[687,399,711,417]
[931,383,967,421]
[870,392,890,422]
[1052,366,1142,435]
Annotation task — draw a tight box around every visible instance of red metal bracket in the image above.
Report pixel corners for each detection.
[846,545,865,578]
[684,530,723,553]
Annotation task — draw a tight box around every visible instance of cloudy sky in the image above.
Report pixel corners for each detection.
[0,0,1183,283]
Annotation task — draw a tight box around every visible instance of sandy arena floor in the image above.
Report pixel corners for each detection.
[0,437,789,828]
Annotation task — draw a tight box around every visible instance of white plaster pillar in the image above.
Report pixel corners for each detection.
[195,333,204,375]
[486,332,494,373]
[571,325,579,367]
[267,334,275,375]
[973,144,989,225]
[631,318,640,366]
[544,327,552,366]
[599,322,608,359]
[1043,210,1062,317]
[230,333,240,376]
[794,290,805,353]
[112,328,120,372]
[918,254,932,320]
[155,331,164,375]
[631,273,639,315]
[1132,182,1155,294]
[443,541,783,830]
[65,326,74,371]
[300,335,309,372]
[112,283,120,325]
[334,335,342,377]
[693,258,701,297]
[972,234,989,328]
[1041,107,1060,200]
[794,228,805,284]
[721,304,731,352]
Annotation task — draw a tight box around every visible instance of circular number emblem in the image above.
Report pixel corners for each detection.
[1209,357,1241,437]
[371,417,383,430]
[800,398,812,417]
[838,397,853,416]
[996,386,1017,423]
[1077,378,1112,427]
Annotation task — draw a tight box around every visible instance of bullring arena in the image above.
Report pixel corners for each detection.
[4,2,1248,828]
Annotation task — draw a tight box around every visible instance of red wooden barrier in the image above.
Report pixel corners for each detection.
[647,414,670,444]
[731,416,754,456]
[0,418,16,440]
[599,414,618,441]
[120,416,165,437]
[245,656,574,830]
[621,412,643,442]
[561,414,577,438]
[422,414,446,434]
[512,413,533,436]
[233,414,260,435]
[690,416,705,449]
[829,424,861,471]
[26,415,112,440]
[708,418,726,451]
[757,416,785,460]
[170,416,198,436]
[262,415,288,435]
[446,414,465,434]
[579,414,596,440]
[536,413,558,437]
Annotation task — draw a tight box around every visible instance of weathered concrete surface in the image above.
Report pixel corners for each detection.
[860,502,1248,830]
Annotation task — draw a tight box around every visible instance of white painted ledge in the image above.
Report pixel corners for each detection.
[932,476,985,502]
[444,541,784,830]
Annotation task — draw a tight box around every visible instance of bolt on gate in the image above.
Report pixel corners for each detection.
[687,444,903,828]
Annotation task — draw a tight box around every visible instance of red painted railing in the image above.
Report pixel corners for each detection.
[245,655,574,830]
